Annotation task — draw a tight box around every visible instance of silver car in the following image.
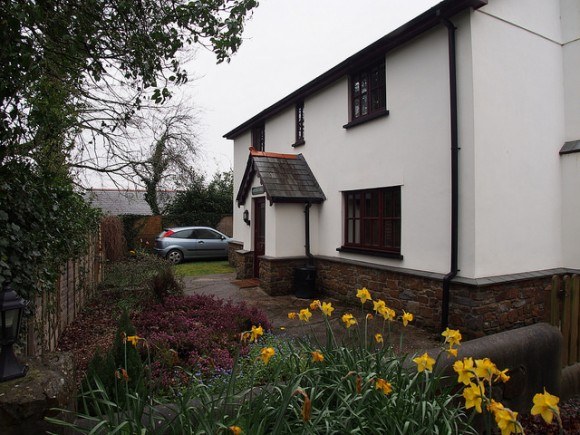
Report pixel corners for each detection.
[154,226,231,264]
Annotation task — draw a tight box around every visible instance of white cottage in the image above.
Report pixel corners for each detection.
[225,0,580,337]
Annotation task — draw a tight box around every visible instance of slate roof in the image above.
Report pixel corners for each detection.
[85,189,178,215]
[236,148,326,205]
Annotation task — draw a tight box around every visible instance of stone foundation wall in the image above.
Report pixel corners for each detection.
[232,249,559,337]
[228,242,254,279]
[259,256,309,296]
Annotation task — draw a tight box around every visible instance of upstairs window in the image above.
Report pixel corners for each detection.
[293,101,305,147]
[342,186,401,256]
[252,124,265,151]
[345,62,387,128]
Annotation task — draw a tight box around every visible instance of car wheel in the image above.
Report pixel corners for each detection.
[166,249,183,264]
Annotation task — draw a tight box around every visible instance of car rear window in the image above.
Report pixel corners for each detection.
[168,229,193,238]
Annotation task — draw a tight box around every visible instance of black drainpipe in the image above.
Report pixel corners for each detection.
[441,17,459,331]
[304,202,314,266]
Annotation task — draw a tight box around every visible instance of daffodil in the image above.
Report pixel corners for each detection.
[356,287,372,304]
[229,426,242,435]
[375,378,392,395]
[321,301,334,317]
[375,333,383,343]
[494,407,521,435]
[474,358,497,382]
[383,307,396,321]
[446,346,458,357]
[126,335,140,347]
[413,352,436,373]
[259,347,275,364]
[309,299,320,311]
[402,310,413,326]
[311,350,324,362]
[441,327,462,347]
[373,299,386,314]
[462,382,484,413]
[531,388,560,425]
[487,399,505,414]
[288,312,298,319]
[341,313,357,328]
[495,367,510,383]
[299,308,312,322]
[250,325,264,342]
[453,357,475,385]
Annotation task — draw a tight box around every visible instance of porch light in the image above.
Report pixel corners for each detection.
[243,209,250,225]
[0,282,28,382]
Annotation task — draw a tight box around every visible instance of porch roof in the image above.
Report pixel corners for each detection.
[236,147,326,205]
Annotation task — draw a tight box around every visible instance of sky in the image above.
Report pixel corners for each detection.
[186,0,440,178]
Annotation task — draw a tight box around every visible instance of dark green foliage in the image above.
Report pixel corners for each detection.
[120,214,147,252]
[150,264,183,303]
[81,310,147,413]
[0,160,100,300]
[164,171,233,227]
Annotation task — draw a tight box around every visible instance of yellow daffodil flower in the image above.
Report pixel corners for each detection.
[299,308,312,322]
[413,352,436,373]
[373,299,386,314]
[495,368,510,384]
[462,382,484,413]
[474,358,497,382]
[375,333,383,343]
[311,350,324,362]
[441,327,462,347]
[402,310,413,327]
[288,312,298,319]
[341,313,357,328]
[487,399,505,414]
[383,307,396,321]
[356,287,372,304]
[259,347,275,364]
[126,335,140,347]
[453,357,475,385]
[250,325,264,342]
[446,346,458,358]
[531,388,560,425]
[494,407,521,435]
[229,426,242,434]
[309,300,321,311]
[375,378,393,395]
[240,332,251,342]
[321,301,334,317]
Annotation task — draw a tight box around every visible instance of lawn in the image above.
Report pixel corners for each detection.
[172,259,234,276]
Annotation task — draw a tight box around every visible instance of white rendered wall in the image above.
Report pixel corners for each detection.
[469,1,565,276]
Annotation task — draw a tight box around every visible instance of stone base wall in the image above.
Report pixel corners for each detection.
[228,242,254,279]
[232,250,559,337]
[259,256,310,296]
[316,256,552,338]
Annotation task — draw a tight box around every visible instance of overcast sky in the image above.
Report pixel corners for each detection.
[187,0,440,177]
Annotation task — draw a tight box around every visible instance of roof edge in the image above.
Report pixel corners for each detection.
[224,0,487,140]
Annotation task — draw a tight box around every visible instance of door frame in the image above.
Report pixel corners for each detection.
[253,197,266,278]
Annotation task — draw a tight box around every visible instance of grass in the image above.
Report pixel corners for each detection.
[172,260,234,277]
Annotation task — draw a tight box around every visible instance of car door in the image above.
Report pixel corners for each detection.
[190,228,227,258]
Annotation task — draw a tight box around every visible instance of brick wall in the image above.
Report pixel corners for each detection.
[259,257,308,296]
[228,242,254,279]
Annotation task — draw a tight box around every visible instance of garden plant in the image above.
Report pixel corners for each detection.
[49,286,564,434]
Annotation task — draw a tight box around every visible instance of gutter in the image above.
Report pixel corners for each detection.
[304,202,314,266]
[440,16,459,331]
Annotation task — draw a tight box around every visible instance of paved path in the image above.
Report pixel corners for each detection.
[183,273,440,354]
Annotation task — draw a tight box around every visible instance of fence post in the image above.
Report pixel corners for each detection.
[550,275,560,326]
[570,275,579,365]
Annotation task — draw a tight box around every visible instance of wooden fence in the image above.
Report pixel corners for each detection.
[548,275,580,367]
[26,229,104,357]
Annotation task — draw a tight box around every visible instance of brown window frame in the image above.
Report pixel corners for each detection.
[344,62,388,129]
[252,124,265,151]
[293,101,305,147]
[340,186,401,257]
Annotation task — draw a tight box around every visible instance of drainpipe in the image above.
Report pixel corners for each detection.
[441,17,459,331]
[304,202,314,266]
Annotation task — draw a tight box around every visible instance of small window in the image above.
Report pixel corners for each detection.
[169,229,193,239]
[194,228,223,240]
[252,124,265,151]
[344,62,388,128]
[342,186,400,255]
[293,101,305,147]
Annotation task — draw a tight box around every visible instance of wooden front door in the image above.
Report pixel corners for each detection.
[253,197,265,278]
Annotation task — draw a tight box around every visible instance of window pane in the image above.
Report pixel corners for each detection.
[170,229,192,238]
[354,193,361,218]
[354,220,360,243]
[371,220,379,246]
[361,77,368,94]
[354,98,360,118]
[361,95,368,115]
[353,80,360,96]
[347,194,354,218]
